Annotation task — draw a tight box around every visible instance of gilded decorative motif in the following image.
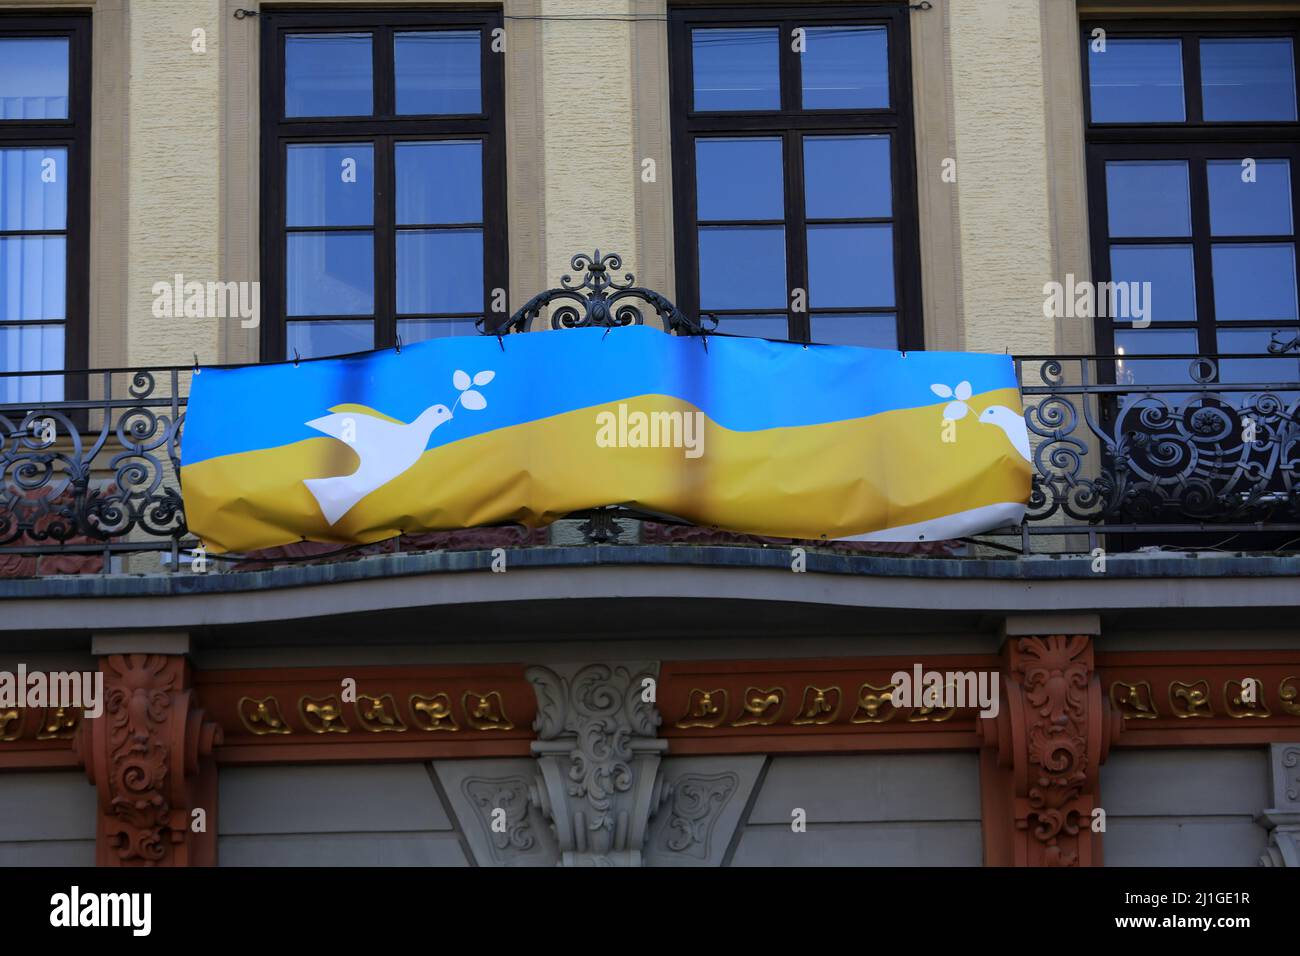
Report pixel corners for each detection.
[1110,681,1158,719]
[356,693,407,732]
[37,706,80,740]
[1224,678,1271,719]
[410,693,459,731]
[1280,676,1300,717]
[1169,680,1214,719]
[792,686,841,725]
[1,707,22,741]
[299,695,350,734]
[675,688,728,729]
[850,682,899,724]
[463,690,513,731]
[237,696,292,736]
[731,687,784,727]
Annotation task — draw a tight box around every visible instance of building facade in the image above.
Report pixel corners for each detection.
[1,0,1299,867]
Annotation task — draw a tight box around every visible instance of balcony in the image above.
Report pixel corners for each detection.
[0,257,1297,579]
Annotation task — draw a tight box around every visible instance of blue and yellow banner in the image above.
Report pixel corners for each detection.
[181,325,1032,553]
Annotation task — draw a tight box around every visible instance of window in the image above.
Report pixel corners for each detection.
[1083,20,1300,386]
[260,9,506,361]
[0,14,90,401]
[668,5,922,350]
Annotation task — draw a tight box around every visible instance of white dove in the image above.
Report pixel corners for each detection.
[303,402,452,525]
[978,405,1032,463]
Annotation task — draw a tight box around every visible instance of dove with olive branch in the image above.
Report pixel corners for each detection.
[303,369,495,525]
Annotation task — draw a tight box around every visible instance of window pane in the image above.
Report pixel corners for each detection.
[1212,243,1297,321]
[696,138,783,220]
[286,320,373,360]
[0,148,67,231]
[692,28,780,111]
[804,135,890,219]
[397,141,482,225]
[396,228,483,313]
[1113,328,1199,385]
[812,313,897,350]
[395,31,481,115]
[0,324,63,402]
[398,317,481,342]
[1089,39,1185,123]
[713,314,791,340]
[801,26,888,109]
[285,33,373,118]
[1109,245,1196,322]
[0,38,69,120]
[1201,38,1297,122]
[1208,159,1292,236]
[286,144,373,227]
[1216,328,1300,384]
[286,232,373,316]
[0,236,65,322]
[1105,161,1190,238]
[807,223,894,308]
[698,226,786,309]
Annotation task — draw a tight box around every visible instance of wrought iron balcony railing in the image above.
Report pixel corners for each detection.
[0,253,1296,574]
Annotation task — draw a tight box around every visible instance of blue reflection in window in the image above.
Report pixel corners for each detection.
[1113,328,1199,386]
[1109,245,1196,322]
[715,314,792,341]
[286,144,373,227]
[801,26,888,109]
[1089,39,1185,122]
[1201,38,1297,122]
[1216,328,1300,385]
[396,141,482,225]
[812,313,897,350]
[0,38,69,120]
[0,236,66,322]
[699,226,786,308]
[398,317,481,342]
[0,324,63,400]
[804,136,890,219]
[286,320,374,360]
[808,223,894,308]
[0,148,67,231]
[396,228,483,313]
[286,232,374,315]
[1212,243,1298,321]
[692,29,780,111]
[285,34,373,118]
[1209,159,1292,236]
[395,31,481,115]
[1105,161,1190,238]
[696,138,784,220]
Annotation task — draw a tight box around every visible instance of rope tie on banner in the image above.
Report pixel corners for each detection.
[395,333,403,355]
[292,348,301,368]
[193,353,200,375]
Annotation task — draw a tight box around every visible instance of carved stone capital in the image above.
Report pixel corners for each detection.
[1258,743,1300,866]
[978,634,1123,866]
[74,654,223,866]
[525,662,668,866]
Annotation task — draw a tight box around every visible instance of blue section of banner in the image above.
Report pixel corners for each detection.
[183,325,1019,467]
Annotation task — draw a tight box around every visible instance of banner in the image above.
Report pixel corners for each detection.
[181,325,1032,553]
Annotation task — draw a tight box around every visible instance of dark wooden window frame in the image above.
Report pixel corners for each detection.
[667,3,923,350]
[0,12,91,389]
[1082,18,1300,363]
[259,7,507,361]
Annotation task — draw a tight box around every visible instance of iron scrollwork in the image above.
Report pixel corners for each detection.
[1021,355,1300,528]
[0,370,187,555]
[486,250,716,336]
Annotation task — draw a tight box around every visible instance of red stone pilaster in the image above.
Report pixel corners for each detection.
[74,654,223,866]
[978,635,1123,866]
